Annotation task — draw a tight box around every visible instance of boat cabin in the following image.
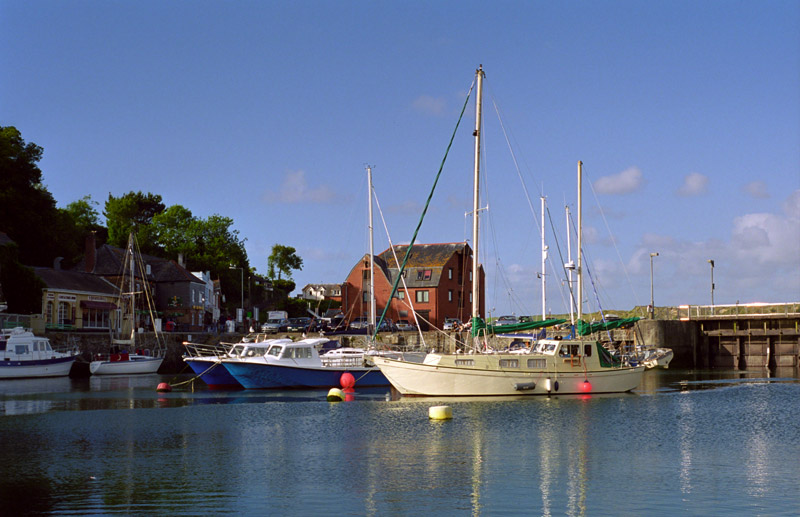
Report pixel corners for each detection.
[1,328,64,360]
[230,339,291,358]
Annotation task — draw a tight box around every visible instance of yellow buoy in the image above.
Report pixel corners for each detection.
[428,405,453,420]
[327,388,345,402]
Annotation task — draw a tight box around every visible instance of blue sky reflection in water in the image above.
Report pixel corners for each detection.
[1,2,798,315]
[0,371,798,515]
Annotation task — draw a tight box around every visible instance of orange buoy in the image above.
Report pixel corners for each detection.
[156,382,172,392]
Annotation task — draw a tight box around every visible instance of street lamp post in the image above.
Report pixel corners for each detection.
[707,259,715,314]
[229,265,243,328]
[649,252,659,319]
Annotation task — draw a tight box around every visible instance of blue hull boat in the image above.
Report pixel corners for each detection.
[185,357,241,389]
[220,338,390,389]
[223,361,388,389]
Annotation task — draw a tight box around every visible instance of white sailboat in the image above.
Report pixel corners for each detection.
[373,66,644,396]
[90,234,165,375]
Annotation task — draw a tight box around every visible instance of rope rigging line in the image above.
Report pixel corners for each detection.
[584,166,645,314]
[371,186,427,347]
[372,77,476,341]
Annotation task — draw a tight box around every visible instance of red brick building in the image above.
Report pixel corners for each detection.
[341,242,484,330]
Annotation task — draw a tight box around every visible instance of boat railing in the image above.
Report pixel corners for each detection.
[183,341,230,358]
[320,355,366,368]
[679,302,800,320]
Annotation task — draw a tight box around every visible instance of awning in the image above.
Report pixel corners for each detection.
[80,300,117,310]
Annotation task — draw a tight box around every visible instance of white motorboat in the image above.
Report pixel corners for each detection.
[182,337,291,388]
[222,338,389,389]
[374,67,644,396]
[90,234,165,375]
[641,348,674,369]
[0,327,78,379]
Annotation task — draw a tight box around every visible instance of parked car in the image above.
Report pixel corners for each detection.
[494,315,518,326]
[395,319,416,332]
[348,317,369,330]
[377,318,396,332]
[443,318,462,331]
[286,317,311,332]
[261,318,289,333]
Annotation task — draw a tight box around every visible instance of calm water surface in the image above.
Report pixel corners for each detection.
[0,369,798,515]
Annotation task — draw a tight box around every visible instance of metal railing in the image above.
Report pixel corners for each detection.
[679,302,800,320]
[0,313,32,329]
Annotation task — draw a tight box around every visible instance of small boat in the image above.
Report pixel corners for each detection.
[0,327,78,379]
[222,338,389,389]
[182,337,291,389]
[90,233,165,375]
[641,348,674,369]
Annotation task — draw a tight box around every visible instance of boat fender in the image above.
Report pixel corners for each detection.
[545,378,552,393]
[327,388,345,402]
[581,380,592,393]
[554,381,559,392]
[513,382,536,391]
[429,406,452,420]
[156,383,172,392]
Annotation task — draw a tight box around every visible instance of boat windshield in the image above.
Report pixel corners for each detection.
[267,345,284,357]
[534,341,558,355]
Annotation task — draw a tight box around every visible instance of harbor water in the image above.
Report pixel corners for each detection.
[0,369,798,515]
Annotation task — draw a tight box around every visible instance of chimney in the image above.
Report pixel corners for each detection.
[178,253,185,268]
[53,257,63,270]
[85,232,97,273]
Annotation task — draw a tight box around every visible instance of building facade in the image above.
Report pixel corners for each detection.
[301,283,342,303]
[35,267,120,331]
[341,242,484,330]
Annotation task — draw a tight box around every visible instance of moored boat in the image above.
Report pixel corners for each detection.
[373,66,644,396]
[89,234,165,376]
[0,327,78,379]
[374,337,642,396]
[641,347,674,369]
[222,337,389,389]
[182,337,292,389]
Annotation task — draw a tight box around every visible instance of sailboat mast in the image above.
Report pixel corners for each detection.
[565,204,575,325]
[367,165,376,334]
[471,66,484,324]
[541,196,546,320]
[128,235,135,341]
[577,160,583,322]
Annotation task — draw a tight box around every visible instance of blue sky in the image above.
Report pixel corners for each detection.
[3,1,799,316]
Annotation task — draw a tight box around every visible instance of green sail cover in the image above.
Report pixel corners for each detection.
[471,317,566,337]
[576,317,640,336]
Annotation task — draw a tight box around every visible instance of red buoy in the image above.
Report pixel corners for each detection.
[581,380,592,393]
[156,382,172,392]
[340,372,355,389]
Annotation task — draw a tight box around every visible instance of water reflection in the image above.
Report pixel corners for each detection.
[0,369,798,514]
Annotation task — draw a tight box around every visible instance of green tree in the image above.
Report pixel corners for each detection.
[0,126,63,266]
[267,244,303,281]
[150,205,199,260]
[64,195,100,232]
[104,191,165,251]
[0,241,45,314]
